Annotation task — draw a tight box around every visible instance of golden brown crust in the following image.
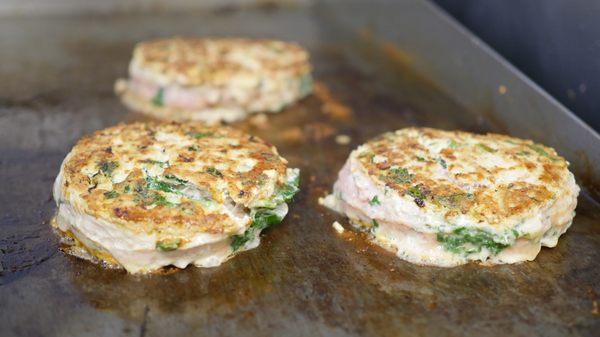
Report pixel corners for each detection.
[355,127,572,226]
[131,37,311,86]
[58,122,289,236]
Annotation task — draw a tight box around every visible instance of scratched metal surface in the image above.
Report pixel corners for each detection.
[0,3,599,337]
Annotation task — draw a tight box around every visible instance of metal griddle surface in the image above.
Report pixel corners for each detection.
[0,5,599,337]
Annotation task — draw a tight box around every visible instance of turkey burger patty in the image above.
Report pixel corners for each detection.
[115,37,313,124]
[53,122,299,273]
[321,127,579,267]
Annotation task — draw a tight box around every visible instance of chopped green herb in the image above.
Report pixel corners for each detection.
[434,192,474,208]
[156,239,181,252]
[369,195,380,206]
[407,185,425,199]
[437,157,447,169]
[134,183,175,207]
[516,151,530,156]
[512,229,519,238]
[187,145,199,151]
[164,174,188,184]
[98,161,119,176]
[527,144,558,161]
[476,143,497,153]
[276,174,300,203]
[370,219,379,235]
[387,167,412,184]
[103,190,119,199]
[407,184,426,207]
[152,194,175,207]
[415,156,426,162]
[141,159,169,167]
[448,139,458,149]
[144,174,201,205]
[146,176,180,194]
[437,227,508,255]
[188,131,214,139]
[152,88,164,107]
[231,209,282,251]
[205,166,223,178]
[251,172,300,210]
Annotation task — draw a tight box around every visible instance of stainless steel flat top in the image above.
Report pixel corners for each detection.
[0,3,598,337]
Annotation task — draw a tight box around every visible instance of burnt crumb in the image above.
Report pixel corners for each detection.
[260,152,277,161]
[414,198,425,207]
[155,266,181,275]
[104,147,113,154]
[113,208,128,218]
[178,154,193,162]
[238,190,245,197]
[376,162,391,170]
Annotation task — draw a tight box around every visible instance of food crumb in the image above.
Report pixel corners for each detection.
[332,221,345,233]
[335,134,351,145]
[313,82,353,120]
[305,122,336,141]
[280,127,303,143]
[498,85,507,95]
[593,300,599,315]
[248,113,269,129]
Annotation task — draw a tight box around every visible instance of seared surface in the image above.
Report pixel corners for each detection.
[0,5,598,337]
[131,38,310,86]
[57,122,288,235]
[323,127,579,266]
[356,127,575,228]
[116,37,313,123]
